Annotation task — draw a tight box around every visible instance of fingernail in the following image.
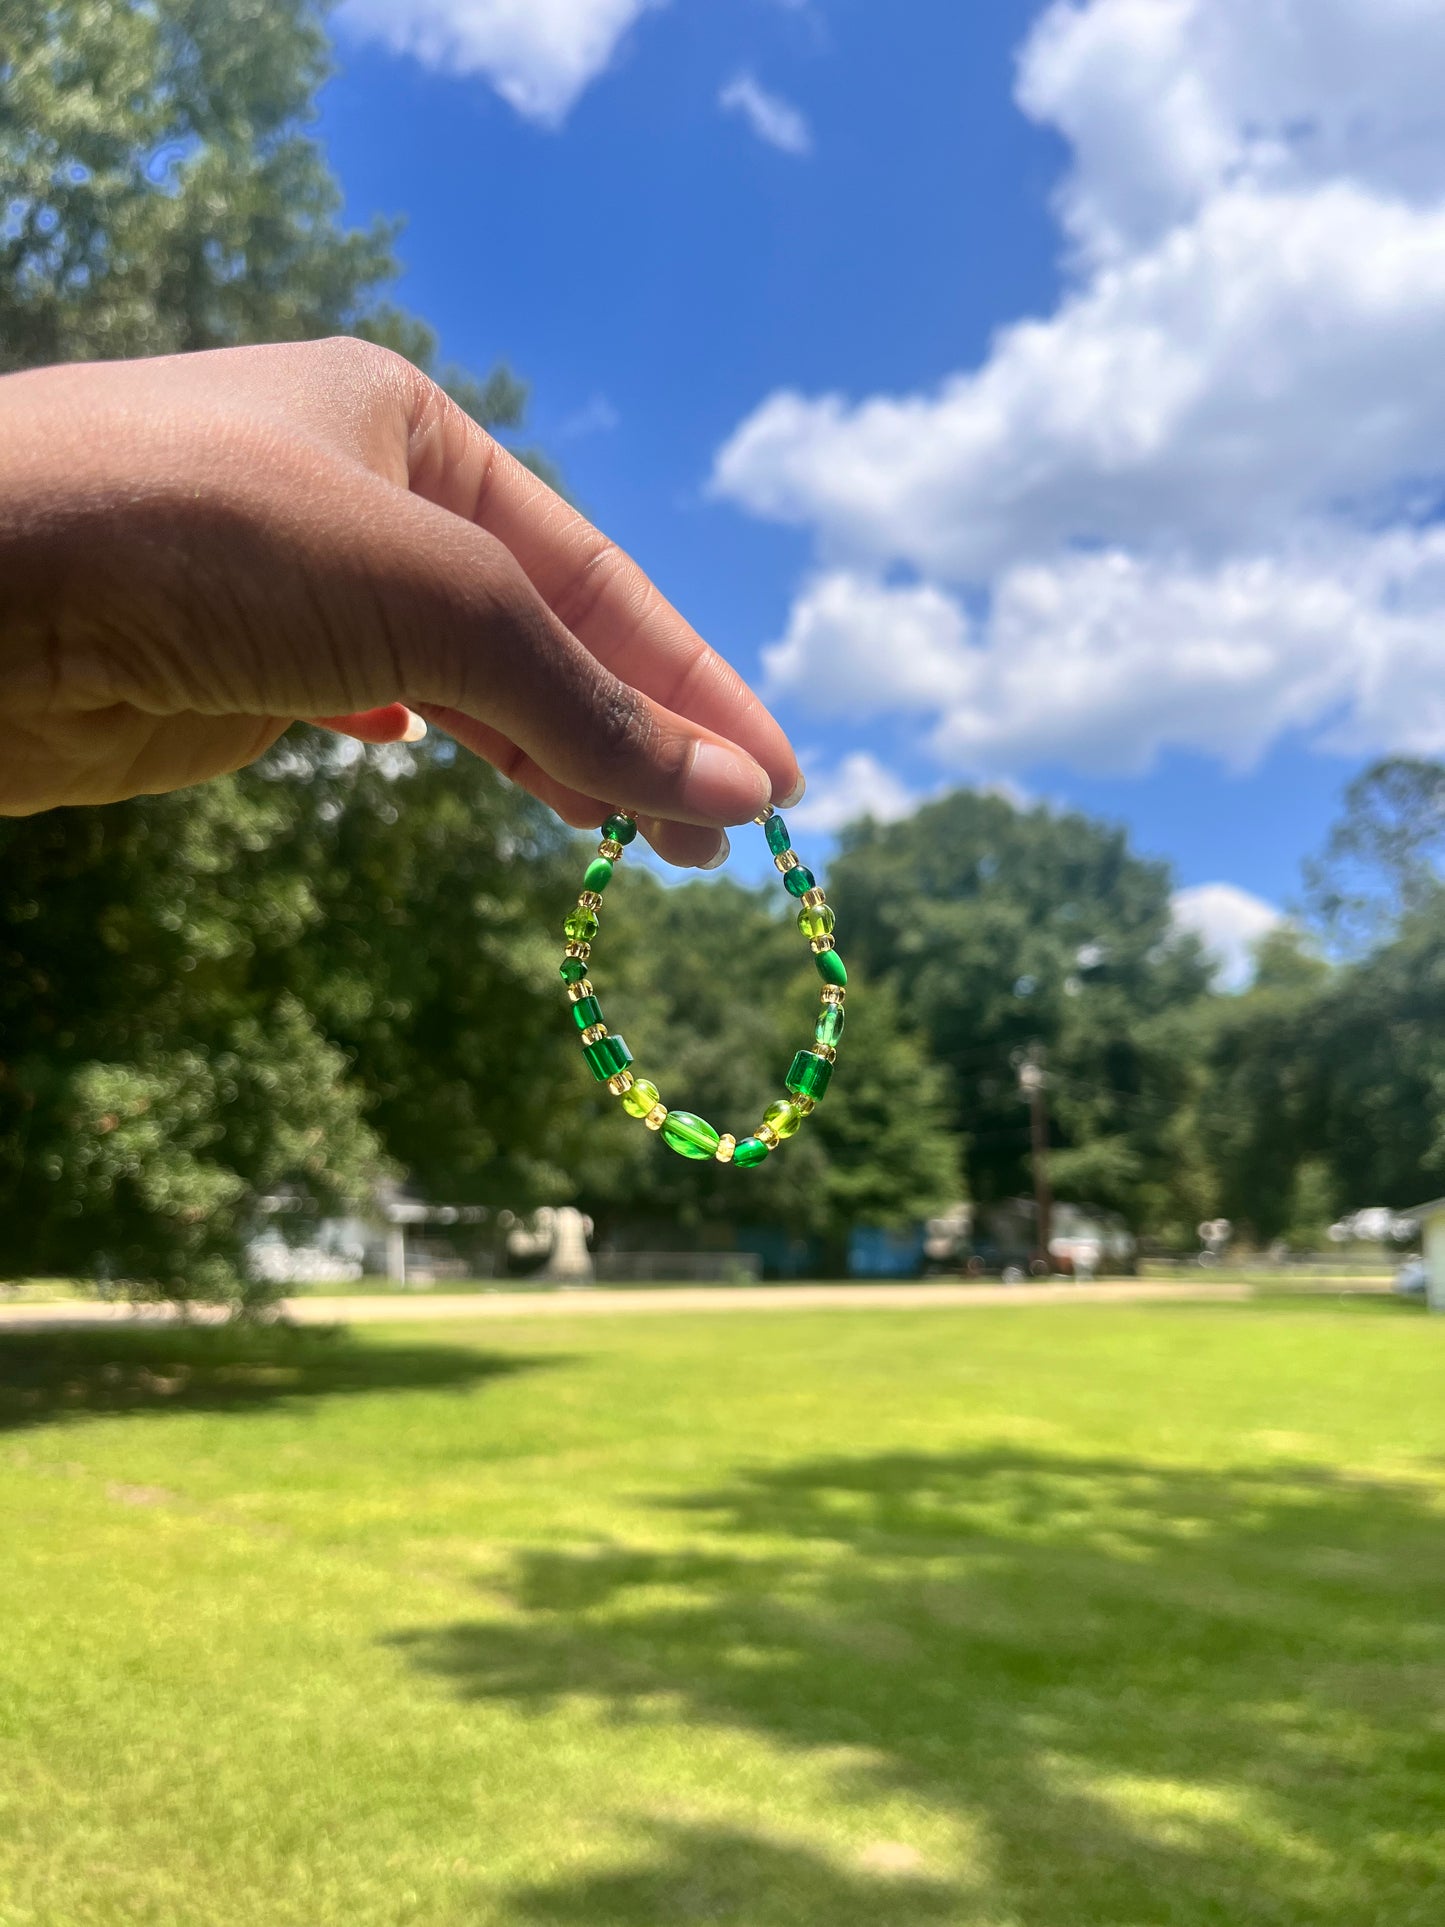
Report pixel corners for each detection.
[778,772,806,807]
[401,708,428,743]
[685,742,771,820]
[700,832,730,871]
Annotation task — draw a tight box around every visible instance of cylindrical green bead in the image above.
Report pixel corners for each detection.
[786,1049,833,1102]
[660,1111,721,1160]
[564,907,600,944]
[765,815,791,857]
[559,956,589,985]
[602,813,637,846]
[783,866,816,899]
[570,994,603,1032]
[814,1001,845,1048]
[814,948,848,987]
[583,856,615,894]
[732,1136,771,1168]
[582,1034,633,1082]
[797,903,835,942]
[621,1078,660,1118]
[764,1098,803,1140]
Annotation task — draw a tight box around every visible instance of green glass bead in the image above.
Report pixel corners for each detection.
[583,856,615,894]
[786,1049,833,1102]
[765,815,792,857]
[564,907,600,945]
[797,903,835,942]
[621,1078,660,1118]
[764,1098,803,1140]
[570,994,603,1031]
[783,866,816,899]
[732,1135,771,1169]
[582,1034,632,1082]
[602,813,638,846]
[660,1110,721,1160]
[814,948,848,988]
[559,957,589,985]
[814,1002,845,1048]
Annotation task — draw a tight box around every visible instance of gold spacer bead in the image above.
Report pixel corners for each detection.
[606,1070,635,1097]
[795,1096,816,1116]
[800,886,828,911]
[644,1102,669,1132]
[598,838,623,862]
[774,850,800,873]
[815,1044,837,1064]
[820,984,846,1005]
[756,1123,780,1148]
[810,936,836,954]
[566,978,594,1003]
[714,1133,737,1164]
[564,941,592,962]
[753,805,775,824]
[577,890,603,913]
[579,1022,609,1046]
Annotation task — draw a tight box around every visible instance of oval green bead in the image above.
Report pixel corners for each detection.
[783,865,816,899]
[602,813,638,846]
[564,907,600,944]
[764,1099,803,1140]
[732,1135,771,1168]
[814,1002,845,1048]
[797,903,835,942]
[765,815,792,857]
[570,994,603,1031]
[621,1078,660,1118]
[583,856,615,894]
[660,1110,721,1160]
[813,947,848,987]
[559,957,589,984]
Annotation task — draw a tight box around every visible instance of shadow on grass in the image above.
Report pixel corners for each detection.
[396,1448,1445,1926]
[0,1324,554,1433]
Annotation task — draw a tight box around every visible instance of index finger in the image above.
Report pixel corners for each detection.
[402,381,802,807]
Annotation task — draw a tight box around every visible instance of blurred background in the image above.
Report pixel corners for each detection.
[2,9,1444,1922]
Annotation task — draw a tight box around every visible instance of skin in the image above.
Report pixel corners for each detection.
[0,339,802,865]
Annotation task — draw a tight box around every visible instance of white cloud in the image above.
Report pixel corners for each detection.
[558,393,620,438]
[1171,882,1284,990]
[339,0,662,124]
[713,0,1445,780]
[786,751,920,836]
[719,72,813,155]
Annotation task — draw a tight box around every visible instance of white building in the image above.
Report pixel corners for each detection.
[1406,1199,1445,1313]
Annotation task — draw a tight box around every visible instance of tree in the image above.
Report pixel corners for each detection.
[0,0,561,1298]
[1305,757,1445,953]
[829,789,1214,1237]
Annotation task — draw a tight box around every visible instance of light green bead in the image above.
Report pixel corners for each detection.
[814,1002,845,1048]
[797,903,836,942]
[764,1099,803,1140]
[621,1078,660,1118]
[660,1111,721,1160]
[564,907,600,944]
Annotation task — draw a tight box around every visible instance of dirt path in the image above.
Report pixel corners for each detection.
[0,1276,1367,1333]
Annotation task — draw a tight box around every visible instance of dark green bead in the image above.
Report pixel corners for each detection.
[814,947,848,987]
[783,866,816,899]
[559,957,589,985]
[602,813,637,846]
[570,995,603,1031]
[582,1034,633,1082]
[660,1110,721,1160]
[732,1136,771,1169]
[815,1002,845,1048]
[786,1049,833,1102]
[765,815,791,857]
[583,856,615,894]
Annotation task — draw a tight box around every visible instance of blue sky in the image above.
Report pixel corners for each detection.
[321,0,1445,980]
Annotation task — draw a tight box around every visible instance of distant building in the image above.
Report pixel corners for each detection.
[1405,1199,1445,1313]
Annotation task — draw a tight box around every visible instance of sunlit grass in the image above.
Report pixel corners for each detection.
[1,1298,1441,1924]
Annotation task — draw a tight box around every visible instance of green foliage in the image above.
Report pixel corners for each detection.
[831,790,1213,1230]
[1305,756,1445,952]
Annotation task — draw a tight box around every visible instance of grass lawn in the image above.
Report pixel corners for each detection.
[1,1298,1442,1926]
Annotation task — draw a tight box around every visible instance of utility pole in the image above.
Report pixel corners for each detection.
[1019,1047,1053,1273]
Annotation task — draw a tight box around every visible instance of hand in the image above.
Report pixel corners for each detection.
[0,339,801,864]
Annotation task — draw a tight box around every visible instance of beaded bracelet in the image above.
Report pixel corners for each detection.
[559,806,847,1167]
